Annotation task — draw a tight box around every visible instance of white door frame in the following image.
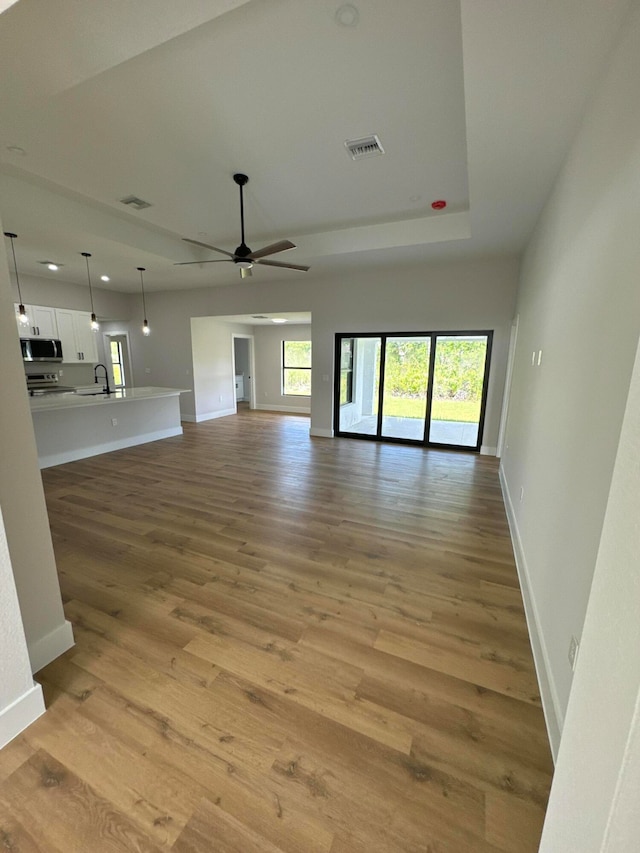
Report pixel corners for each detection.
[102,330,134,388]
[496,314,519,458]
[231,334,256,410]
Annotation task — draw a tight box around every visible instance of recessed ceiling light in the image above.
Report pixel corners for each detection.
[335,3,359,27]
[100,275,110,282]
[271,318,288,324]
[6,145,26,156]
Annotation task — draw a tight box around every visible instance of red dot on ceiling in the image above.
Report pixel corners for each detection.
[431,200,447,210]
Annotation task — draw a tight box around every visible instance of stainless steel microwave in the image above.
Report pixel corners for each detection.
[20,338,63,362]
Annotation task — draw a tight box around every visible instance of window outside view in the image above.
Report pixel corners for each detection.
[110,340,125,387]
[283,340,312,396]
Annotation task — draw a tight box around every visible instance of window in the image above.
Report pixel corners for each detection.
[283,340,311,396]
[340,337,354,405]
[110,340,126,387]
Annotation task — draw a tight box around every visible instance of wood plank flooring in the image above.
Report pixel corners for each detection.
[0,411,553,851]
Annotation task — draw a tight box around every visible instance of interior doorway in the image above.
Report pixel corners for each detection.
[232,334,255,409]
[102,332,133,389]
[334,331,493,452]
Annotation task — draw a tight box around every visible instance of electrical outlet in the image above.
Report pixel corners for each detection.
[111,418,118,427]
[568,635,579,671]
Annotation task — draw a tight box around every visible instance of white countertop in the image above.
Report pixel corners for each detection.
[29,386,190,412]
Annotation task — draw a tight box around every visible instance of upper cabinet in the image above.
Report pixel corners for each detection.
[15,303,58,338]
[55,309,99,364]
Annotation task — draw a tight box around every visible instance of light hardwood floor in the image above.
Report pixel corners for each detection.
[0,411,553,852]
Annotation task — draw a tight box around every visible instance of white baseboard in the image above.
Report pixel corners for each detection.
[499,465,562,760]
[193,408,237,423]
[310,427,334,438]
[28,619,75,674]
[255,404,311,414]
[0,683,45,749]
[480,445,497,456]
[38,427,183,469]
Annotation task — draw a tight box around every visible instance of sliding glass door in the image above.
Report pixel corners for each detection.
[337,337,381,435]
[428,335,489,448]
[381,336,431,440]
[334,331,492,452]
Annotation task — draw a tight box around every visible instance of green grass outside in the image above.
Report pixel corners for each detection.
[383,396,480,423]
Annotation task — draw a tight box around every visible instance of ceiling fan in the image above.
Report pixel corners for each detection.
[176,173,310,279]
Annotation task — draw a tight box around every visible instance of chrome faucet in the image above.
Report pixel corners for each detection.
[94,363,111,395]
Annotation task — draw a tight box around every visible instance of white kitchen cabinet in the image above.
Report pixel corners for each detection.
[235,374,244,401]
[15,303,58,338]
[55,308,99,363]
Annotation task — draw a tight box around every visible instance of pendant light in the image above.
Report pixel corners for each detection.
[138,267,150,335]
[4,232,29,327]
[81,251,99,331]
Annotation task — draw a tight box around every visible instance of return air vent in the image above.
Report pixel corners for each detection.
[344,134,385,160]
[119,195,153,210]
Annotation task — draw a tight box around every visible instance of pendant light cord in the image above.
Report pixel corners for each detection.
[4,232,25,303]
[138,267,147,318]
[82,252,96,314]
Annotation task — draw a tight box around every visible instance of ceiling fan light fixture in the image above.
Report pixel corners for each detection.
[237,259,253,270]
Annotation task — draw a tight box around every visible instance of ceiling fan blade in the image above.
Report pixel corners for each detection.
[182,237,235,259]
[248,240,296,260]
[255,258,310,272]
[174,259,232,266]
[240,267,252,279]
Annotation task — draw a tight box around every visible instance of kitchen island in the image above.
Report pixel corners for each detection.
[30,386,189,468]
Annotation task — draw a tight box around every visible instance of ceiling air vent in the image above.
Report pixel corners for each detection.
[119,195,153,211]
[344,134,385,160]
[252,315,269,319]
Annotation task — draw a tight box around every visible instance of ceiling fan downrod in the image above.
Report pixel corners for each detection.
[233,173,251,258]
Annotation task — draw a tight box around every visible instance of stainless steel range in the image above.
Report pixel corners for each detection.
[26,373,76,396]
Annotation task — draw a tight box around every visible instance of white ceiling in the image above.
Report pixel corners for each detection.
[218,312,312,326]
[0,0,631,292]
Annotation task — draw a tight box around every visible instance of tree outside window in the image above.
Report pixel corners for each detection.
[283,340,311,396]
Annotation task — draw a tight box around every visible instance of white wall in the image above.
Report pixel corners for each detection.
[129,256,518,444]
[234,339,250,377]
[540,334,640,851]
[0,223,73,677]
[501,1,640,755]
[190,317,253,421]
[254,323,312,413]
[0,505,45,749]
